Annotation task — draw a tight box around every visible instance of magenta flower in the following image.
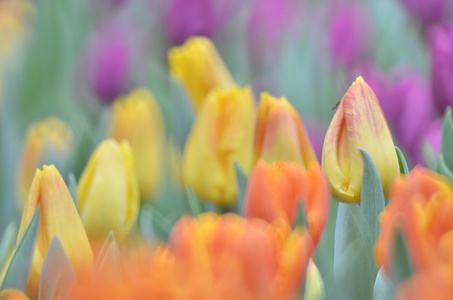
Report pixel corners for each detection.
[85,20,132,103]
[166,0,216,46]
[390,73,435,162]
[328,4,371,67]
[430,22,453,114]
[398,0,447,26]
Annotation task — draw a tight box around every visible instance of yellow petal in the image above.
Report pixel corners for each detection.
[168,37,235,111]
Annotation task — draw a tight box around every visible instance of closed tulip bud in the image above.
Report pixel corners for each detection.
[107,89,166,200]
[322,76,399,204]
[17,165,93,295]
[183,86,255,206]
[244,160,330,246]
[16,117,74,211]
[77,139,139,241]
[254,93,317,166]
[168,37,235,111]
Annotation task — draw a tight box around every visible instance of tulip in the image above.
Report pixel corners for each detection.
[304,259,325,300]
[244,160,330,246]
[16,117,74,211]
[254,93,317,166]
[107,89,166,200]
[77,139,139,241]
[322,76,399,204]
[169,213,314,299]
[328,3,371,68]
[183,86,255,206]
[16,165,93,295]
[85,20,132,103]
[375,167,453,276]
[71,213,313,300]
[166,0,216,46]
[430,22,453,114]
[168,37,235,111]
[0,289,28,300]
[398,0,447,26]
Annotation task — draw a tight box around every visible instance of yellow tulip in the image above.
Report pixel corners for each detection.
[77,139,139,241]
[254,93,317,166]
[183,86,255,206]
[16,117,74,211]
[16,165,93,296]
[108,89,165,200]
[322,76,399,204]
[168,36,235,111]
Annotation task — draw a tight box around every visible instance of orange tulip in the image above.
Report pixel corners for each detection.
[17,165,93,295]
[254,93,317,166]
[375,167,453,276]
[244,160,330,246]
[70,213,313,300]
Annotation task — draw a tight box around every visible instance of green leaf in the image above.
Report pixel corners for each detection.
[185,187,202,217]
[441,107,453,170]
[359,149,385,243]
[373,268,395,300]
[294,199,306,229]
[147,205,173,241]
[334,200,375,299]
[395,147,409,175]
[39,235,76,300]
[438,155,453,182]
[170,78,195,145]
[234,162,248,215]
[421,140,438,171]
[67,173,77,208]
[0,223,17,272]
[1,207,41,291]
[139,205,155,242]
[391,228,413,286]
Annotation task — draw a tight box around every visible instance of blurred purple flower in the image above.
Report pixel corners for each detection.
[86,20,132,103]
[423,119,442,155]
[246,0,302,91]
[399,0,447,26]
[391,73,435,164]
[328,4,371,67]
[166,0,216,46]
[306,120,326,161]
[430,22,453,114]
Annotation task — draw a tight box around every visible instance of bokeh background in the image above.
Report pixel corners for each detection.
[1,0,452,280]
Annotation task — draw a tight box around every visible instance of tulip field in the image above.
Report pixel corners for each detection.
[1,0,453,299]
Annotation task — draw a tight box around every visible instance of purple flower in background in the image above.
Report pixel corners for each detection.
[423,119,442,155]
[86,20,132,103]
[166,0,216,46]
[328,4,371,67]
[399,0,447,26]
[391,73,435,164]
[430,22,453,114]
[246,0,302,92]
